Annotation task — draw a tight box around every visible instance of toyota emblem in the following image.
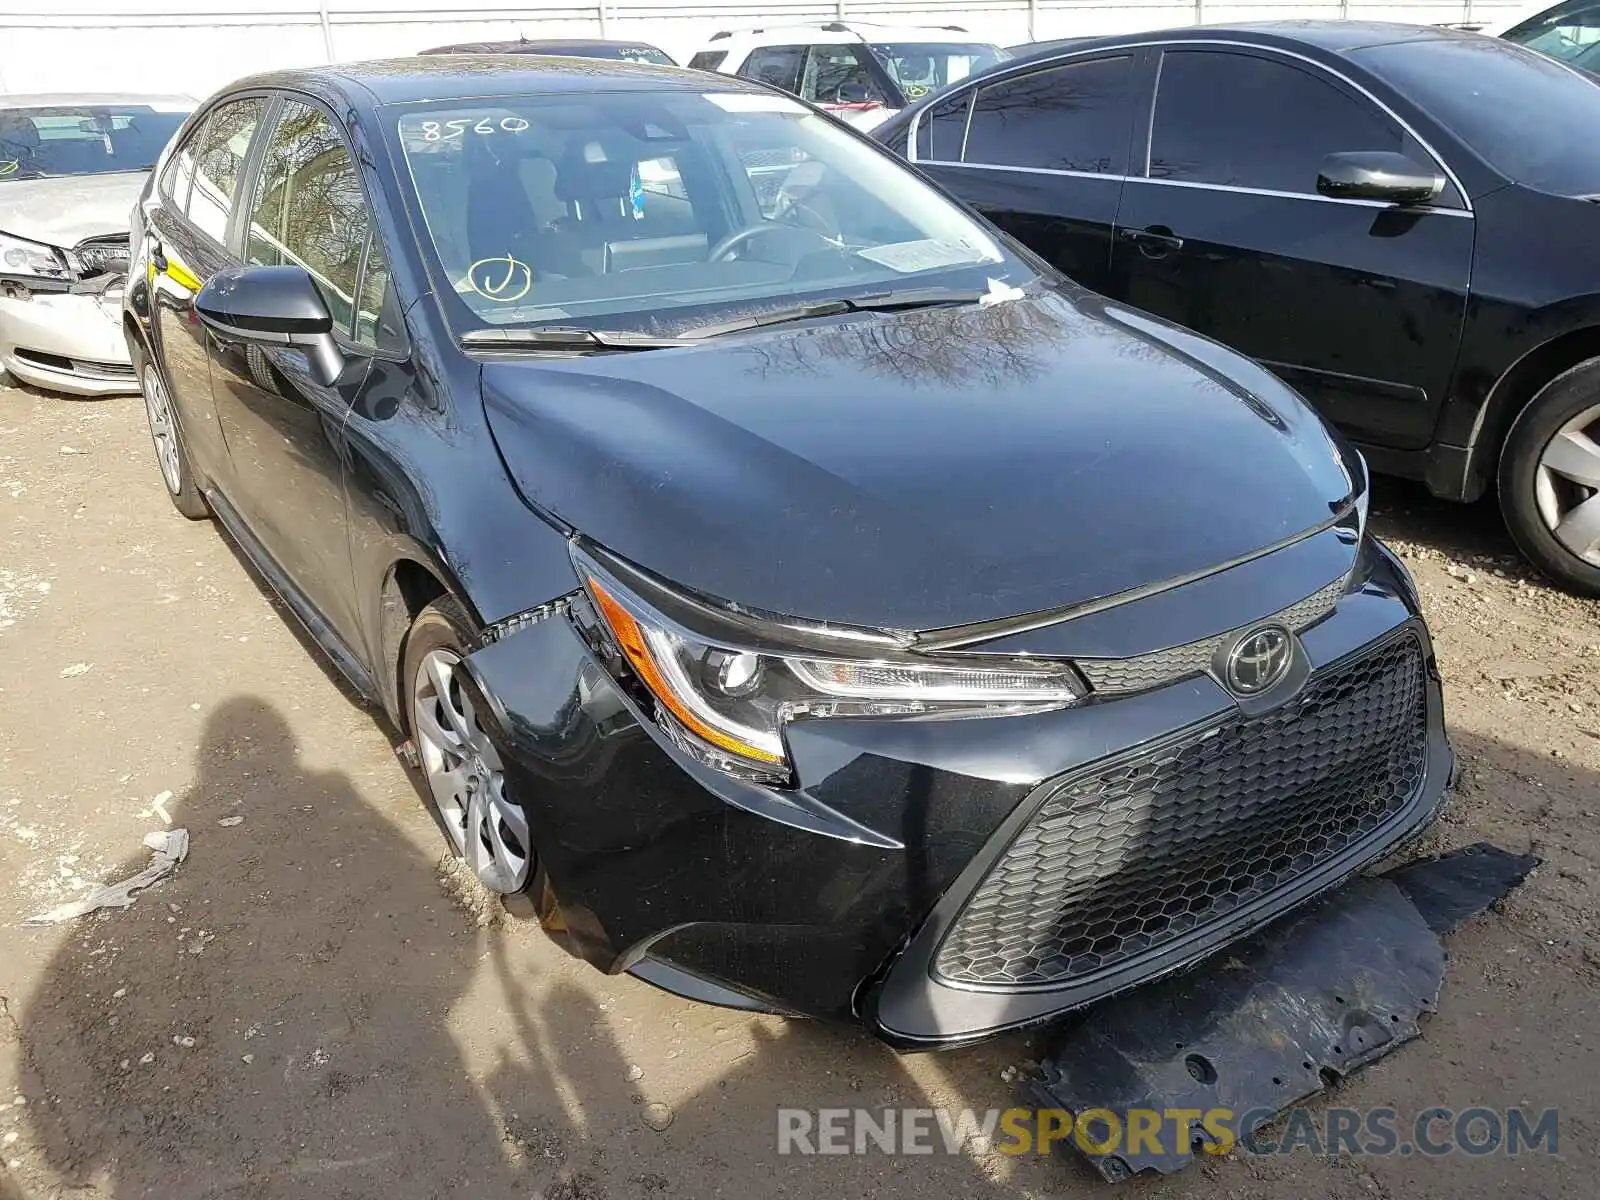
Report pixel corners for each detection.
[1224,626,1293,695]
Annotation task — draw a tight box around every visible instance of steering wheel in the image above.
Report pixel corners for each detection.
[707,224,779,262]
[774,194,836,237]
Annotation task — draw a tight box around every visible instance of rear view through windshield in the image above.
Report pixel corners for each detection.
[0,104,189,181]
[1501,0,1600,74]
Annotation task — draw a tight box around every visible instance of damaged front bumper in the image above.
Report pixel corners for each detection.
[461,539,1453,1047]
[0,274,135,396]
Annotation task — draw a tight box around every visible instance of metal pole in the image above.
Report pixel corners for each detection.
[837,0,846,19]
[318,0,335,62]
[599,0,610,36]
[1194,0,1203,27]
[1028,0,1037,41]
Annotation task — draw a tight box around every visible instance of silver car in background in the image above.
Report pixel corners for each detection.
[0,93,191,396]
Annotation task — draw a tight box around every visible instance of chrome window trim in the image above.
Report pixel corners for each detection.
[1129,175,1473,215]
[906,36,1472,214]
[904,159,1472,216]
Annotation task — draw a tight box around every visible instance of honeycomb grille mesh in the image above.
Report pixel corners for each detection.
[935,635,1429,988]
[1076,575,1346,695]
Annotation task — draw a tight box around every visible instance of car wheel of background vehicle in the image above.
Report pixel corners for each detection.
[403,597,536,898]
[135,351,209,520]
[1500,359,1600,597]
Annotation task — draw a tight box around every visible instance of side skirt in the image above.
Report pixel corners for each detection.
[204,486,382,707]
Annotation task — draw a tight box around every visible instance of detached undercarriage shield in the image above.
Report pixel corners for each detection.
[1031,843,1540,1182]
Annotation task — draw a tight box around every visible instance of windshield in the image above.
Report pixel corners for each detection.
[394,89,1025,334]
[866,42,1006,102]
[1352,37,1600,196]
[1502,1,1600,72]
[0,103,189,181]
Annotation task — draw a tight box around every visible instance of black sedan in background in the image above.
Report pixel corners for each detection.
[123,56,1449,1045]
[876,23,1600,595]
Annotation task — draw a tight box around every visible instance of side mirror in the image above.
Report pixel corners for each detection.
[1316,151,1444,206]
[195,265,346,388]
[836,81,876,104]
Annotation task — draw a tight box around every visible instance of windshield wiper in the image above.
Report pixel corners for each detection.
[674,287,998,340]
[461,285,1017,351]
[460,326,696,351]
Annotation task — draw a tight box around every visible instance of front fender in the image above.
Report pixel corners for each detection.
[342,352,578,724]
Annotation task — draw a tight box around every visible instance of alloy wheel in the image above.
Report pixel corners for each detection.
[1534,401,1600,567]
[142,364,183,496]
[411,648,530,893]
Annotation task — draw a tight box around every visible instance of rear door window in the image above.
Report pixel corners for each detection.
[160,125,201,209]
[1148,50,1402,194]
[916,91,972,162]
[738,46,806,94]
[802,45,888,106]
[963,55,1137,174]
[186,96,268,244]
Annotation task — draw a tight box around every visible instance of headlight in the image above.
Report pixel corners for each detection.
[0,230,68,282]
[574,546,1084,783]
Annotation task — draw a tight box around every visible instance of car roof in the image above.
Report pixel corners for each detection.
[219,57,763,107]
[0,92,195,109]
[1214,19,1487,51]
[1003,19,1482,62]
[419,38,669,55]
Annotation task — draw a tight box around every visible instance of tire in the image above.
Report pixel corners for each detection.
[401,597,541,901]
[1499,358,1600,597]
[132,342,209,520]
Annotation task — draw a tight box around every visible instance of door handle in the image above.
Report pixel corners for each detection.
[1119,226,1185,257]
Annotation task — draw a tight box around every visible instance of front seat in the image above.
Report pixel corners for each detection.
[549,141,640,276]
[464,139,552,271]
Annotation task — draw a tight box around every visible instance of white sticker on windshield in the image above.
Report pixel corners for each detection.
[704,92,808,114]
[856,238,996,274]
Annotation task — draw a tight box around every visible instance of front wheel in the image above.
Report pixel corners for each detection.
[1500,360,1600,597]
[403,598,533,895]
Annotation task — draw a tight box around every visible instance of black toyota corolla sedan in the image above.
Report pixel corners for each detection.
[124,57,1450,1046]
[874,23,1600,596]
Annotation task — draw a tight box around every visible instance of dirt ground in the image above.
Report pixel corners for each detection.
[0,372,1595,1200]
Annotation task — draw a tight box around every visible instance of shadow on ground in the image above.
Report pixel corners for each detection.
[13,697,1045,1199]
[1367,477,1523,567]
[11,646,1595,1198]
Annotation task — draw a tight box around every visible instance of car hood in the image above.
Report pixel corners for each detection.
[0,171,147,247]
[480,289,1357,632]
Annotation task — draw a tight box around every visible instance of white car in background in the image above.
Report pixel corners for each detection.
[685,21,1007,129]
[0,94,192,396]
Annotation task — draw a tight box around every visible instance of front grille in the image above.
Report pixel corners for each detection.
[1076,574,1346,696]
[935,634,1430,988]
